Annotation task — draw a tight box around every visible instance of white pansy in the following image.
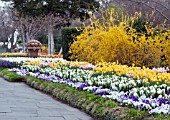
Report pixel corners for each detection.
[154,84,158,88]
[150,88,156,95]
[132,88,138,92]
[133,92,138,97]
[139,89,144,95]
[157,88,162,94]
[158,95,163,99]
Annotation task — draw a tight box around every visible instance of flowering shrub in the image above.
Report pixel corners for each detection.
[41,45,48,53]
[69,11,170,67]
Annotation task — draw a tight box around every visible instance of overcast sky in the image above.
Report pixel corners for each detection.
[0,1,6,7]
[0,1,12,8]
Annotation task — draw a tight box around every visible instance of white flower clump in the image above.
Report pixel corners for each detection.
[0,57,65,64]
[129,84,169,99]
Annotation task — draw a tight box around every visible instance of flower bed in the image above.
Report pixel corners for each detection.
[0,52,27,57]
[0,57,170,119]
[0,57,65,64]
[0,68,170,120]
[0,52,63,58]
[95,62,170,84]
[10,65,170,115]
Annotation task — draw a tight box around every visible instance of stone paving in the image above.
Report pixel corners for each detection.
[0,77,93,120]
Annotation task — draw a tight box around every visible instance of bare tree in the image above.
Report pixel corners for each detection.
[99,0,170,26]
[0,6,17,52]
[15,15,47,52]
[44,14,70,54]
[0,7,14,43]
[12,13,69,54]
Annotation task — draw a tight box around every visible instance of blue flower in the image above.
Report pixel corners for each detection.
[37,74,49,79]
[120,94,129,101]
[0,60,16,68]
[167,92,170,95]
[95,89,105,96]
[142,99,150,104]
[158,98,169,104]
[45,76,53,81]
[130,95,139,101]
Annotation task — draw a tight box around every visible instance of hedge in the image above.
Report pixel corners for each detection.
[61,27,83,60]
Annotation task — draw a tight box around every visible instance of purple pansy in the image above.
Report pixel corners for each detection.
[142,99,150,104]
[37,74,49,79]
[120,94,129,101]
[158,98,169,104]
[77,83,87,89]
[95,89,105,96]
[129,95,139,101]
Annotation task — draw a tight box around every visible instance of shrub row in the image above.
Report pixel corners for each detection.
[0,68,169,120]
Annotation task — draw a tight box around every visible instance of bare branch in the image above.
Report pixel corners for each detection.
[128,0,170,21]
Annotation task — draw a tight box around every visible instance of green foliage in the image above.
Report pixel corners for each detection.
[0,68,25,82]
[105,115,123,120]
[103,100,117,108]
[128,13,148,34]
[61,27,83,60]
[127,109,146,117]
[152,113,170,120]
[36,33,48,44]
[17,39,23,44]
[6,0,100,19]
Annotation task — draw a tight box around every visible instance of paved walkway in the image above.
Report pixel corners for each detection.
[0,77,93,120]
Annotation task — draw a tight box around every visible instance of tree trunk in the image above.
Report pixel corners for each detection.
[22,33,26,53]
[20,21,26,53]
[48,24,54,54]
[26,32,31,41]
[50,28,54,54]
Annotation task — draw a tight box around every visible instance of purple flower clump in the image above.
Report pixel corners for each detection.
[158,98,170,105]
[142,99,150,104]
[0,60,16,68]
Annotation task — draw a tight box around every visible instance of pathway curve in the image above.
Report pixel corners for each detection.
[0,77,93,120]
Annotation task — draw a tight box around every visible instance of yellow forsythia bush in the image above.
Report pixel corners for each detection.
[69,10,170,67]
[130,28,170,67]
[40,45,48,53]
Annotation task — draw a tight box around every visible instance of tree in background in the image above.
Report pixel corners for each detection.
[1,0,100,54]
[0,5,14,43]
[0,5,17,52]
[98,0,170,27]
[14,15,48,52]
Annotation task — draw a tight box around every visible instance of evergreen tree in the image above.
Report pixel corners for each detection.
[4,0,100,20]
